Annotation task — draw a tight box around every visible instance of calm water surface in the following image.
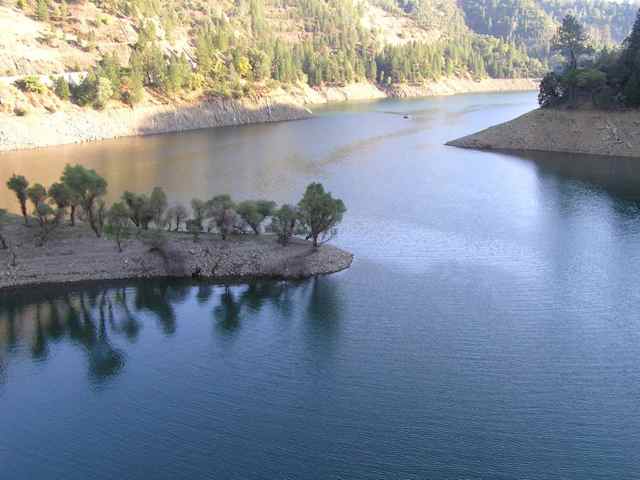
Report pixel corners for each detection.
[1,92,640,479]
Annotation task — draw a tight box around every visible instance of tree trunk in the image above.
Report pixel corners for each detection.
[70,205,76,226]
[20,201,28,225]
[87,207,101,237]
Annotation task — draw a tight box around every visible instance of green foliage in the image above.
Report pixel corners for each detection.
[129,22,166,88]
[190,198,208,232]
[33,201,62,246]
[538,9,640,109]
[36,0,49,22]
[539,0,638,47]
[237,200,276,234]
[552,14,591,69]
[122,191,153,229]
[48,182,72,210]
[538,71,562,107]
[270,204,298,245]
[53,76,71,100]
[165,204,188,231]
[6,163,348,252]
[121,71,145,105]
[459,0,555,59]
[460,0,638,60]
[149,187,168,228]
[7,174,29,224]
[27,183,48,209]
[207,194,236,240]
[94,77,114,109]
[97,52,122,93]
[14,76,46,94]
[297,182,346,248]
[61,165,108,237]
[73,70,99,106]
[105,201,132,252]
[163,54,192,95]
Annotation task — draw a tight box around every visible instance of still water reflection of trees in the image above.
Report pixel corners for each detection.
[0,278,336,387]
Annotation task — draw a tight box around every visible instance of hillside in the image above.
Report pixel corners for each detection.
[0,0,637,151]
[458,0,640,60]
[0,0,546,116]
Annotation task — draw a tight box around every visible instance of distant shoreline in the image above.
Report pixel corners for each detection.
[0,78,537,153]
[0,217,353,292]
[447,107,640,158]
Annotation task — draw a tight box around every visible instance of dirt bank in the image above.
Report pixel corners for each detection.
[387,78,538,98]
[446,108,640,158]
[0,217,353,291]
[0,78,536,153]
[0,95,312,152]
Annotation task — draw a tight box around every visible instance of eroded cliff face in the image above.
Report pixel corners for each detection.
[447,108,640,158]
[0,96,312,152]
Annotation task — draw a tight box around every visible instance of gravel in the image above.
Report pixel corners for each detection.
[0,218,353,291]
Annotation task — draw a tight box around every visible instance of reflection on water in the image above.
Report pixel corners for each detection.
[0,278,341,387]
[505,149,640,202]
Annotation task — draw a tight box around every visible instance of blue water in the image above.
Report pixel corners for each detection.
[1,92,640,479]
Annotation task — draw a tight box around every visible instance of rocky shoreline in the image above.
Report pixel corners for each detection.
[0,78,536,152]
[447,107,640,158]
[0,218,353,292]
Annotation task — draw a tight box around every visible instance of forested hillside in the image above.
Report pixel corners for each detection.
[0,0,636,115]
[458,0,639,61]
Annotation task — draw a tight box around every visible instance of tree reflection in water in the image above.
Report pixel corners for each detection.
[0,277,342,386]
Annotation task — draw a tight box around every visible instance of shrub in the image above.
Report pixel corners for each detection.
[121,73,144,106]
[6,174,29,224]
[538,72,562,108]
[270,204,298,245]
[237,200,276,235]
[105,202,132,252]
[94,77,114,109]
[14,76,46,94]
[36,0,49,22]
[53,76,71,100]
[297,182,346,248]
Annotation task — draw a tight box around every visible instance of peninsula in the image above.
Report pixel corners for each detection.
[0,166,352,291]
[0,215,353,291]
[448,12,640,159]
[446,108,640,158]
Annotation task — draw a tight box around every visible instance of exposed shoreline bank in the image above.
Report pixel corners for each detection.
[447,107,640,158]
[0,78,537,153]
[0,218,353,292]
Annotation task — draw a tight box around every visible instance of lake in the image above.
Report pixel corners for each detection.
[1,92,640,479]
